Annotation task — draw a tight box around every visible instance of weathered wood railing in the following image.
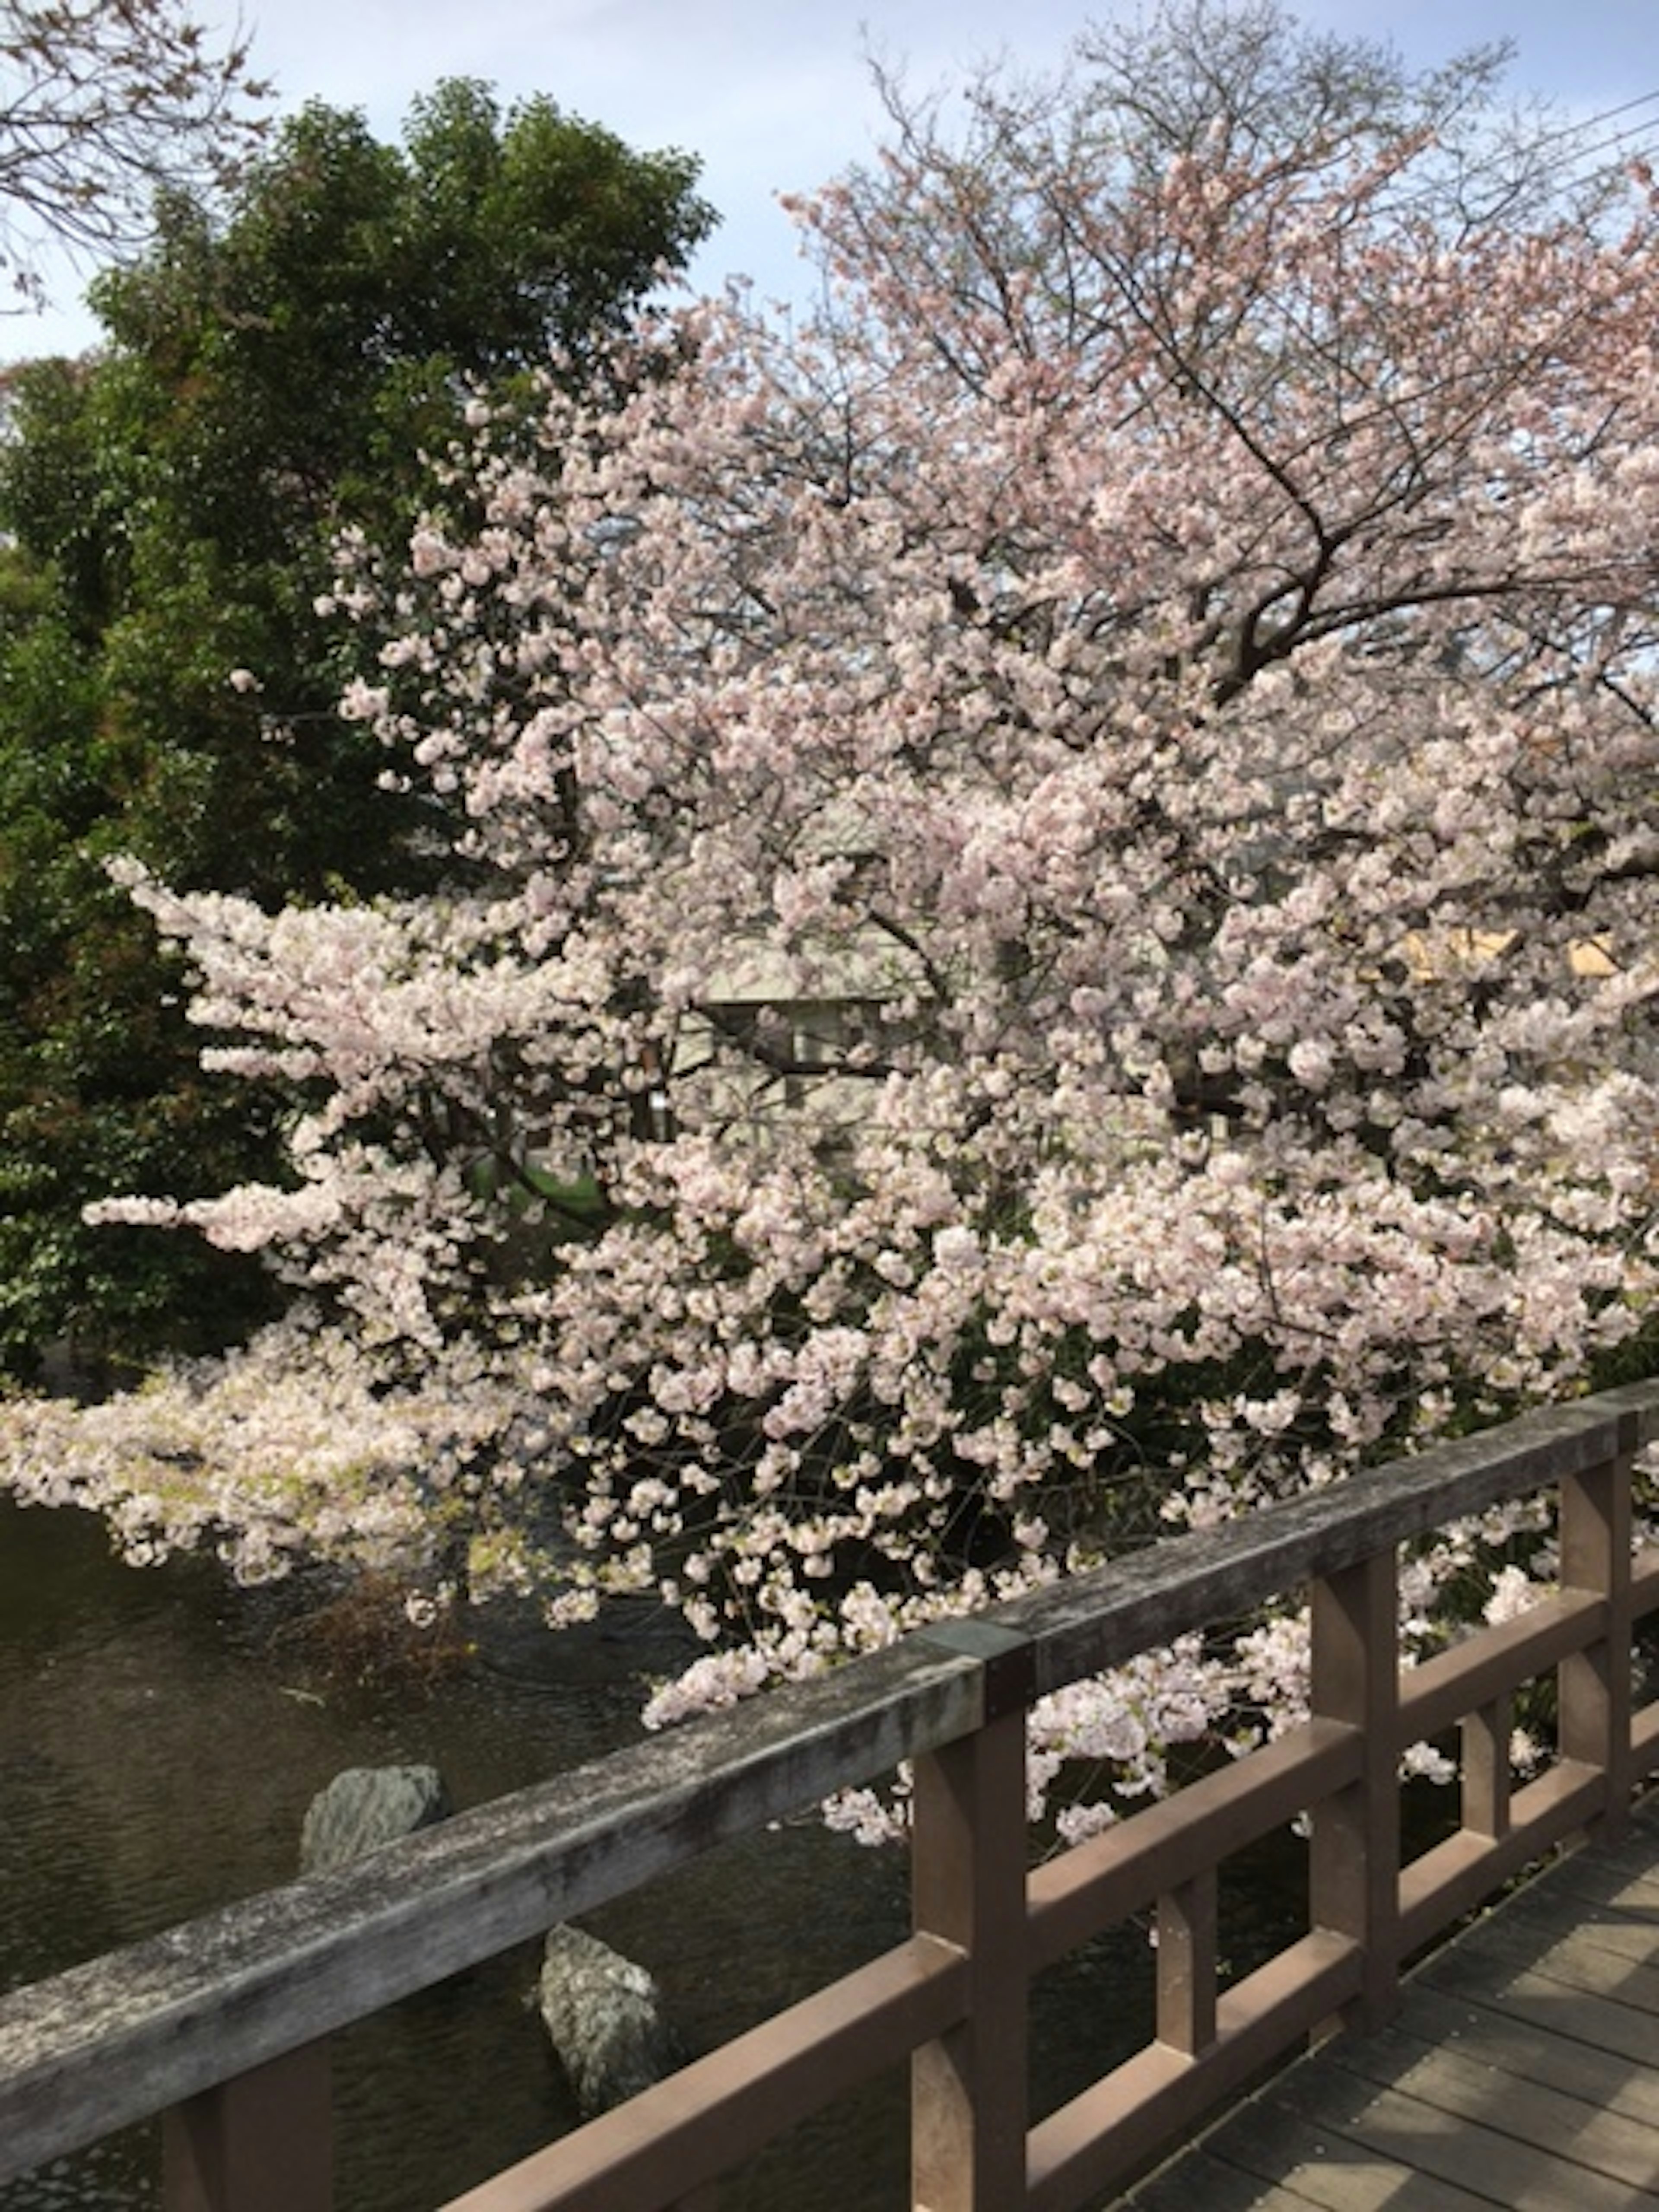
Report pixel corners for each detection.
[6,1379,1659,2211]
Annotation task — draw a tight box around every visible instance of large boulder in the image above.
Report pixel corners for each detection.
[299,1764,451,1875]
[538,1924,680,2117]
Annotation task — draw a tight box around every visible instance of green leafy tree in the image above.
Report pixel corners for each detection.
[0,82,715,1377]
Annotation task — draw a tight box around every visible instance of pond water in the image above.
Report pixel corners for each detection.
[0,1495,1306,2209]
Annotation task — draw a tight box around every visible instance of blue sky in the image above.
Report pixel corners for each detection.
[11,0,1659,357]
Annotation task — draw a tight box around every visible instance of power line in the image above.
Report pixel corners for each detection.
[1380,87,1659,217]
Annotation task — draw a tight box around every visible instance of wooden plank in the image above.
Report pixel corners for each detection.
[1418,1941,1659,2069]
[1493,1886,1659,1970]
[1123,2142,1337,2209]
[1388,1985,1659,2130]
[1424,1913,1659,2018]
[1541,1845,1659,1909]
[1316,2025,1659,2194]
[1531,1874,1659,1933]
[1133,1804,1659,2209]
[1265,2067,1659,2209]
[1531,1840,1659,1893]
[1523,1836,1659,1915]
[1173,2097,1497,2210]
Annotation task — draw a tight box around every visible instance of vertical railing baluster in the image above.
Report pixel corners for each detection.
[911,1622,1033,2212]
[1155,1870,1218,2059]
[1461,1694,1512,1842]
[1308,1545,1399,2032]
[163,2043,332,2212]
[1559,1415,1638,1840]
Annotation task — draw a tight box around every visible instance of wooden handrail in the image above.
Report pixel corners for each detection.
[0,1631,986,2180]
[440,1936,970,2212]
[1026,1716,1362,1972]
[3,1378,1658,2209]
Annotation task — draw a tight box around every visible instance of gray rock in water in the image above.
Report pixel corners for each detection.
[538,1924,679,2117]
[299,1764,451,1875]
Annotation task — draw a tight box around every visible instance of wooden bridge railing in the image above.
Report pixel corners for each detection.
[6,1379,1659,2210]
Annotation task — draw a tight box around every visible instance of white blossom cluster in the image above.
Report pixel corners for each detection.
[10,44,1659,1832]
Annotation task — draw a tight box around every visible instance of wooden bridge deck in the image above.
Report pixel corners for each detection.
[1123,1794,1659,2211]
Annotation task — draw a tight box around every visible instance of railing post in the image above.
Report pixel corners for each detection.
[1308,1545,1399,2032]
[163,2043,332,2212]
[1155,1871,1218,2058]
[1461,1692,1513,1842]
[911,1622,1033,2212]
[1559,1418,1637,1840]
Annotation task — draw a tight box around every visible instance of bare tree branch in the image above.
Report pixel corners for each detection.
[0,0,271,308]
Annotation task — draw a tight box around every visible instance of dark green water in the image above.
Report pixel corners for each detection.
[0,1496,1305,2209]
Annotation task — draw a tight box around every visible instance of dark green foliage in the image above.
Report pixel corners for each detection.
[0,82,715,1377]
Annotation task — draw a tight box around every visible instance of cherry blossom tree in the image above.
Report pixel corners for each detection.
[7,2,1659,1824]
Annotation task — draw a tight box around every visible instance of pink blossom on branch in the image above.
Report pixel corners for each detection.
[9,4,1659,1828]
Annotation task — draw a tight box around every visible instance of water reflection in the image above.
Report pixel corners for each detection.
[0,1497,1300,2208]
[0,1499,925,2207]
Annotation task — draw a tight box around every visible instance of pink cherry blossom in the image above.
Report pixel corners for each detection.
[7,21,1659,1827]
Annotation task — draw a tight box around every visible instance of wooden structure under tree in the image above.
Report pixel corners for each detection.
[1127,1795,1659,2208]
[3,1381,1659,2209]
